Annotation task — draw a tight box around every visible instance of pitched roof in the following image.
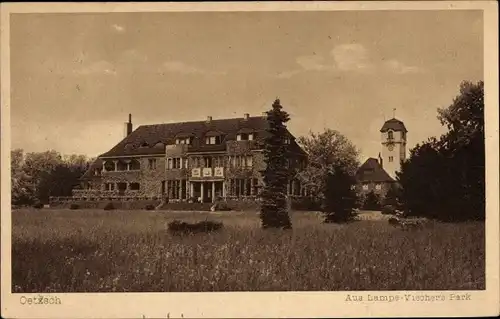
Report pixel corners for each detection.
[99,116,306,158]
[380,118,407,133]
[356,157,395,183]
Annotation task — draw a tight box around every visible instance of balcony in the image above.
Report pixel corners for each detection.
[191,167,224,178]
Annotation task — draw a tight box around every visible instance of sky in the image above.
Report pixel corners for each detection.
[10,10,483,162]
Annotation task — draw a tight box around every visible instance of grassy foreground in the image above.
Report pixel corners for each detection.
[12,209,485,292]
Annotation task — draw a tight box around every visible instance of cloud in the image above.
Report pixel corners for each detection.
[331,44,373,72]
[296,55,332,71]
[275,44,424,79]
[73,59,117,76]
[383,59,424,74]
[274,54,334,79]
[163,61,225,75]
[112,24,125,33]
[274,70,303,79]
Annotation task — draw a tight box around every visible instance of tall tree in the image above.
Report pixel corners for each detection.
[383,183,402,208]
[11,149,35,205]
[259,99,292,229]
[297,129,360,205]
[397,81,484,221]
[322,165,358,223]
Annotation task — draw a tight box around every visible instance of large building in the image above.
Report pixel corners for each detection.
[355,117,407,197]
[73,112,308,203]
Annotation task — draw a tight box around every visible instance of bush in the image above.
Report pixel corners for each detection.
[32,202,43,209]
[145,204,155,211]
[69,203,80,210]
[211,201,232,211]
[382,205,396,215]
[363,191,381,211]
[167,220,224,235]
[103,202,115,211]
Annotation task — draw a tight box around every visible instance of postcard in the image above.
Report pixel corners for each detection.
[1,1,498,318]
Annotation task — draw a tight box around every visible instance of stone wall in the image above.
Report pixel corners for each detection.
[138,156,166,197]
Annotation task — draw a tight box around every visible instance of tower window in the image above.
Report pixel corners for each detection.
[389,156,394,162]
[388,131,394,139]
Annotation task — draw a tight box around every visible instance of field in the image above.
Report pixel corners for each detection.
[11,209,485,292]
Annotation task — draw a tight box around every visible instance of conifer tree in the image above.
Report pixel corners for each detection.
[322,165,357,223]
[259,99,292,229]
[363,190,381,211]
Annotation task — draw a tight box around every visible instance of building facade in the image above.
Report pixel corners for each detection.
[355,117,407,197]
[73,113,308,203]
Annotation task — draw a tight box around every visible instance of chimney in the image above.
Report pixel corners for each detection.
[378,152,383,168]
[243,113,249,120]
[124,113,133,137]
[206,116,212,123]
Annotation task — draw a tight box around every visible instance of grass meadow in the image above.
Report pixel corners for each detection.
[11,209,485,292]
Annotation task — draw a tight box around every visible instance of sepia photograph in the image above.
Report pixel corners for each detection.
[1,1,498,318]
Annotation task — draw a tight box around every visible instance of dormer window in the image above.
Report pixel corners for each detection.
[206,136,222,145]
[205,131,223,145]
[237,133,255,141]
[139,141,149,148]
[154,142,165,149]
[176,137,192,145]
[284,137,291,144]
[388,131,394,140]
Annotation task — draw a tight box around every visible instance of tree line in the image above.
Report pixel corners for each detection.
[11,150,92,206]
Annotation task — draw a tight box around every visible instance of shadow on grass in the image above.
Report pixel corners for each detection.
[12,237,103,293]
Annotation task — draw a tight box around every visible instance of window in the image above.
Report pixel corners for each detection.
[253,178,259,195]
[362,184,369,190]
[148,158,157,170]
[129,183,140,190]
[205,135,221,145]
[284,137,291,144]
[167,158,182,169]
[389,156,394,162]
[204,157,212,168]
[388,131,394,139]
[350,185,356,191]
[246,155,253,167]
[166,179,187,200]
[375,183,382,190]
[104,183,115,191]
[230,178,252,196]
[237,133,255,141]
[130,159,140,170]
[176,137,192,145]
[94,168,101,176]
[192,157,200,168]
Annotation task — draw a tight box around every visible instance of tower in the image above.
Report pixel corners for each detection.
[380,117,407,179]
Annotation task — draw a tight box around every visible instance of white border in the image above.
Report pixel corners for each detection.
[1,2,499,318]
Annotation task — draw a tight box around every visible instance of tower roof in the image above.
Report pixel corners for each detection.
[380,118,407,133]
